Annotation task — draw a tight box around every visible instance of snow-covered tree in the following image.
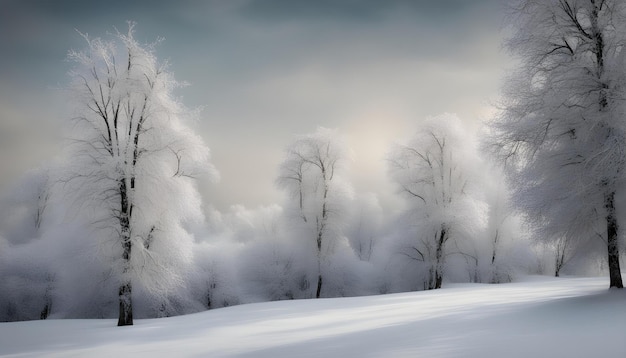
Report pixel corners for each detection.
[489,0,626,288]
[277,127,352,298]
[388,114,485,289]
[62,23,216,325]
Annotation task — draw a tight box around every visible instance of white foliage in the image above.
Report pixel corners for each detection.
[57,23,217,313]
[388,113,487,288]
[488,0,626,287]
[490,0,626,238]
[276,127,354,297]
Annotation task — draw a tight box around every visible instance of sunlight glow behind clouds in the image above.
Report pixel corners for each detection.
[0,0,507,212]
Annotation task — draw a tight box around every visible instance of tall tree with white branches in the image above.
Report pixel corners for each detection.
[388,114,484,289]
[277,127,351,298]
[63,24,216,325]
[489,0,625,288]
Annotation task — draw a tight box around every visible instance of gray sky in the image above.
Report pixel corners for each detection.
[0,0,508,212]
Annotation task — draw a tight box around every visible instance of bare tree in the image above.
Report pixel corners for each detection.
[277,128,351,298]
[489,0,625,288]
[553,235,575,277]
[63,24,216,325]
[388,114,484,289]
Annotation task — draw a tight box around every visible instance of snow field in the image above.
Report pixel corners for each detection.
[1,275,624,357]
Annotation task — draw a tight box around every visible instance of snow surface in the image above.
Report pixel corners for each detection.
[1,276,625,357]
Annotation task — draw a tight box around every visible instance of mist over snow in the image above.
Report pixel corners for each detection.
[1,1,626,357]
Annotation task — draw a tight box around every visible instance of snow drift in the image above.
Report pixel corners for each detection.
[1,275,624,357]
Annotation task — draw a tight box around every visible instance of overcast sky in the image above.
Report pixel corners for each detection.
[0,0,509,212]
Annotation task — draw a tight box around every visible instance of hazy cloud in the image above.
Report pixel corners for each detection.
[0,0,508,211]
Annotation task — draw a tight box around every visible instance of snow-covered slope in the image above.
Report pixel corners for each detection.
[1,276,625,357]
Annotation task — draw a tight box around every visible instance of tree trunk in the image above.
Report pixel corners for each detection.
[555,243,565,278]
[117,179,134,326]
[40,301,51,320]
[491,229,498,265]
[316,227,323,298]
[315,182,328,299]
[490,229,499,283]
[316,226,323,298]
[605,191,623,288]
[39,273,54,320]
[117,234,133,326]
[117,235,133,325]
[434,268,443,289]
[433,226,446,289]
[117,281,133,326]
[591,3,622,289]
[316,274,323,299]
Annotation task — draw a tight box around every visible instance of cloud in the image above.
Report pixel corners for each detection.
[0,0,508,211]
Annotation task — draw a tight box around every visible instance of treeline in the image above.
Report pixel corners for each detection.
[4,0,626,324]
[0,109,605,323]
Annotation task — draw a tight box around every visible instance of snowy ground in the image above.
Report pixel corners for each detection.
[1,276,625,358]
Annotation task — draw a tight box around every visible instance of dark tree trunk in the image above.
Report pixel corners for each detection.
[433,226,446,289]
[40,303,51,320]
[117,179,134,326]
[434,269,443,289]
[315,225,323,298]
[117,235,133,325]
[426,228,446,290]
[118,281,133,326]
[491,229,499,265]
[39,274,53,320]
[316,225,323,299]
[555,244,565,278]
[316,274,323,299]
[490,230,500,283]
[315,181,328,299]
[605,191,623,288]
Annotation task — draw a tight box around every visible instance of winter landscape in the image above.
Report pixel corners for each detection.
[1,276,624,357]
[1,0,626,357]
